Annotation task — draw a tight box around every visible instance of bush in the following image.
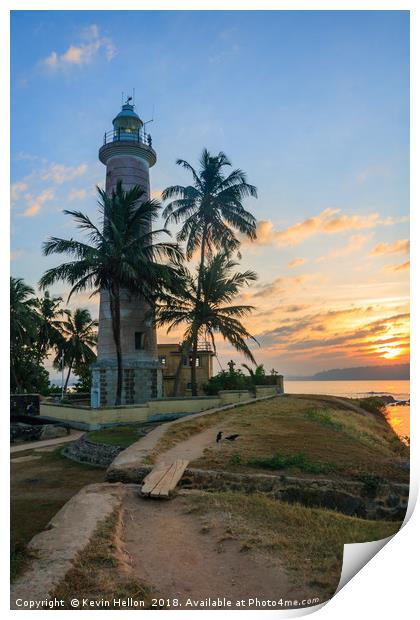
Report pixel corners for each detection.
[358,397,388,417]
[203,365,280,395]
[203,369,251,395]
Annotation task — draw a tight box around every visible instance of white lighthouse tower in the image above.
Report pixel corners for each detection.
[91,98,163,407]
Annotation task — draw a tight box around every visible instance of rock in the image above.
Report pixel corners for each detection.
[10,423,42,442]
[39,425,68,440]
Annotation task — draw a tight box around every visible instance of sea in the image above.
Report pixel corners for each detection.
[285,380,410,438]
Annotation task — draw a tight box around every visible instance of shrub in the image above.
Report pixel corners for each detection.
[203,369,251,395]
[248,452,333,475]
[358,397,388,418]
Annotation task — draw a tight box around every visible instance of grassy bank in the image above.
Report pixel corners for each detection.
[150,396,408,483]
[11,447,104,580]
[188,490,401,600]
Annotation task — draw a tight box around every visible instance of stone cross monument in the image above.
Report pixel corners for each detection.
[91,99,163,407]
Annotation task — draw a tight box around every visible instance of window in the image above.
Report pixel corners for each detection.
[134,332,145,350]
[183,355,200,367]
[159,355,167,366]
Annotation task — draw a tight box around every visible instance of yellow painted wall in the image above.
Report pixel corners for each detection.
[41,387,279,430]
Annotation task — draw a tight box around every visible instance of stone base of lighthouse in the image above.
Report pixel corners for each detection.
[90,361,163,408]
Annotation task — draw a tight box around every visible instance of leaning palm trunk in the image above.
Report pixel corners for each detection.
[63,354,74,394]
[109,286,123,406]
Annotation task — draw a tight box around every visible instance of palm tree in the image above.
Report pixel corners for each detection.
[55,308,97,394]
[155,252,258,396]
[10,277,37,391]
[34,291,65,362]
[10,277,36,345]
[242,363,266,384]
[162,149,257,298]
[39,181,181,405]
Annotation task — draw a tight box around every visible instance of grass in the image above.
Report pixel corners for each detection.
[86,425,147,448]
[182,396,409,483]
[11,447,104,581]
[50,508,154,609]
[188,490,402,600]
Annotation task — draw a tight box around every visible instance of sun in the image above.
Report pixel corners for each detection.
[379,347,402,360]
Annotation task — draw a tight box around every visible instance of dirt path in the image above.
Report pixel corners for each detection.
[10,430,84,454]
[122,488,299,609]
[155,424,225,465]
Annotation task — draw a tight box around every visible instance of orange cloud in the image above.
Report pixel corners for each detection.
[288,257,306,268]
[316,234,371,262]
[21,189,54,217]
[41,25,116,71]
[253,209,393,248]
[370,239,409,257]
[383,261,410,273]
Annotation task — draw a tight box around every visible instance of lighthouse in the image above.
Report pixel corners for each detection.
[91,99,163,407]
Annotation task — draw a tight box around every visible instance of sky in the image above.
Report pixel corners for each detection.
[10,10,410,377]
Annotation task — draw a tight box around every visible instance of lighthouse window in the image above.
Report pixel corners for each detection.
[134,332,145,350]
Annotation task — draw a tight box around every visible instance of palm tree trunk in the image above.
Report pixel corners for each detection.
[172,356,183,397]
[172,340,190,397]
[63,355,74,394]
[191,337,198,396]
[196,225,208,301]
[110,286,123,406]
[11,356,21,393]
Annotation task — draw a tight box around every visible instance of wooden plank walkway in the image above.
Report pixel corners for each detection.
[141,459,189,499]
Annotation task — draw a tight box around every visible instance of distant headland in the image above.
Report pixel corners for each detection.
[287,363,410,381]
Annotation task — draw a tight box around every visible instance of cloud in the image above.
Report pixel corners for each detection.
[383,261,410,273]
[252,208,395,248]
[256,308,410,366]
[369,239,410,257]
[252,273,322,299]
[288,257,306,268]
[42,163,87,184]
[356,164,390,185]
[11,249,25,261]
[11,181,28,201]
[20,189,54,217]
[69,188,88,201]
[41,25,116,71]
[316,234,372,262]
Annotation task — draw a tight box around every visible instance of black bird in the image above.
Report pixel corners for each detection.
[216,431,223,443]
[225,434,240,442]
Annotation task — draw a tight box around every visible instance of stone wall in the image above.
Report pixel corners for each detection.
[63,435,123,468]
[91,363,163,407]
[106,464,408,521]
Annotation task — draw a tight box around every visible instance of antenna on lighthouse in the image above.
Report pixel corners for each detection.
[133,87,135,106]
[144,104,155,127]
